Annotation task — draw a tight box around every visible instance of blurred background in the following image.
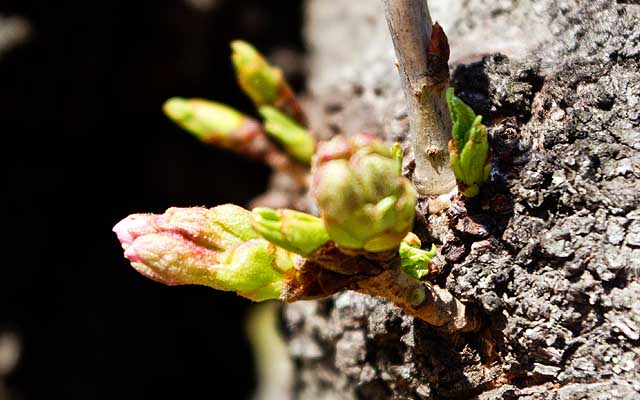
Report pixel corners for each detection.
[1,0,304,398]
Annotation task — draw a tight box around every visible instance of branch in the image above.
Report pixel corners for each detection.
[383,0,455,197]
[282,247,480,333]
[355,265,480,333]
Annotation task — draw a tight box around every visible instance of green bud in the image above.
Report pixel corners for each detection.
[259,106,315,163]
[216,239,295,301]
[252,207,330,256]
[113,204,297,301]
[399,233,436,280]
[231,40,282,107]
[231,40,307,125]
[446,88,491,197]
[312,133,416,252]
[163,97,262,152]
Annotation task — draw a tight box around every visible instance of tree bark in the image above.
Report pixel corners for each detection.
[278,0,640,398]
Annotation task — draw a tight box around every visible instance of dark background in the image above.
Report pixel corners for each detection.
[1,0,304,398]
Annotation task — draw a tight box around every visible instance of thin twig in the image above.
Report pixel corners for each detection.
[283,245,481,333]
[355,266,480,333]
[383,0,456,196]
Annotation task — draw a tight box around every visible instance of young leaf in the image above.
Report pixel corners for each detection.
[446,88,492,197]
[399,237,437,280]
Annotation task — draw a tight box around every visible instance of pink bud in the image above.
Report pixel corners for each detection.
[112,214,158,249]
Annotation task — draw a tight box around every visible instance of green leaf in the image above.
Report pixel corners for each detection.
[459,116,488,184]
[446,88,491,197]
[446,88,477,152]
[399,242,437,280]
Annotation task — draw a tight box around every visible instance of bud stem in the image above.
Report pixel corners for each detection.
[355,264,480,333]
[284,243,480,333]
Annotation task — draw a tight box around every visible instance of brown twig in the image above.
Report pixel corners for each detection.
[382,0,456,197]
[282,242,480,333]
[355,266,480,333]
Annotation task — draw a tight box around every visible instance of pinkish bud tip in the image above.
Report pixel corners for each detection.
[123,245,143,264]
[112,214,157,249]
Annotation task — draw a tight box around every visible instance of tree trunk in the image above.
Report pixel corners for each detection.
[277,0,640,398]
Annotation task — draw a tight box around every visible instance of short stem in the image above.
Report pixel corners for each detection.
[355,262,480,333]
[284,243,480,333]
[382,0,455,196]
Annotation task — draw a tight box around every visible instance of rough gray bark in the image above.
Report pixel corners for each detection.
[279,0,640,399]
